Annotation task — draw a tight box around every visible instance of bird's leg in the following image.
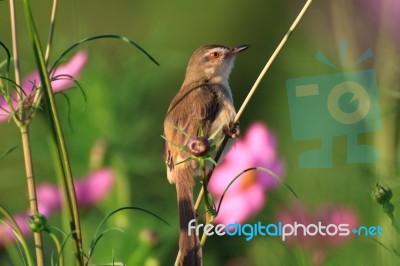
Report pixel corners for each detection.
[223,121,240,139]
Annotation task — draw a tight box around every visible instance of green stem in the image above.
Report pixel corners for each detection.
[20,125,44,266]
[21,0,84,264]
[200,163,214,247]
[45,0,58,63]
[194,137,228,214]
[47,230,64,266]
[8,0,21,86]
[32,0,58,106]
[8,0,22,120]
[201,161,213,213]
[389,214,400,234]
[1,207,34,266]
[8,0,27,122]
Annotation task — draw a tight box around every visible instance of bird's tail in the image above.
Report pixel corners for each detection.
[176,172,202,266]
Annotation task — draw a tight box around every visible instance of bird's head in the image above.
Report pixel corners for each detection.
[184,44,250,85]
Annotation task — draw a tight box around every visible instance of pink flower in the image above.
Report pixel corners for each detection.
[276,202,359,265]
[0,168,114,247]
[208,122,285,225]
[0,51,88,122]
[21,51,88,94]
[277,202,359,247]
[37,183,61,217]
[75,168,115,206]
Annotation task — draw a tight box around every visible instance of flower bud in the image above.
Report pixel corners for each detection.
[188,137,210,156]
[373,184,393,205]
[27,213,48,233]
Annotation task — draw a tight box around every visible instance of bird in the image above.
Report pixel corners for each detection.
[163,44,250,266]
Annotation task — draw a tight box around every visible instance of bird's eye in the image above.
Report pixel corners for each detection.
[209,51,222,59]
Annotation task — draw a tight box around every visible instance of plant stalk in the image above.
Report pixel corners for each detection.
[9,0,21,85]
[21,125,44,266]
[9,0,22,119]
[45,0,58,63]
[192,0,314,243]
[21,0,85,264]
[235,0,314,122]
[9,0,44,265]
[199,164,214,247]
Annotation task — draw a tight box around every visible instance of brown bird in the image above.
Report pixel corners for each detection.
[163,44,250,266]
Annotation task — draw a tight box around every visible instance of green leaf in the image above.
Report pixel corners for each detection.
[50,34,159,75]
[215,166,298,217]
[87,206,169,262]
[0,42,11,74]
[0,146,17,161]
[0,206,34,266]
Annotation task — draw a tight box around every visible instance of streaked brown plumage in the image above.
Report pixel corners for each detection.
[163,44,249,266]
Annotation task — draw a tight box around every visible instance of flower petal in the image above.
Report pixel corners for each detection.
[20,51,88,94]
[1,51,88,124]
[51,51,88,93]
[75,168,114,206]
[37,183,61,216]
[209,122,286,225]
[0,97,11,122]
[209,148,254,195]
[213,183,265,225]
[256,159,285,189]
[244,122,277,162]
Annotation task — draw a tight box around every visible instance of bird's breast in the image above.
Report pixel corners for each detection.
[211,95,236,137]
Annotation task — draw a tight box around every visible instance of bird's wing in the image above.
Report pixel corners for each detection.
[163,83,222,163]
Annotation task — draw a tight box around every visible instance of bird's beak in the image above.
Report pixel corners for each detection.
[230,45,251,55]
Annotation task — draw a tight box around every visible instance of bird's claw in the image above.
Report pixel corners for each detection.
[223,122,240,139]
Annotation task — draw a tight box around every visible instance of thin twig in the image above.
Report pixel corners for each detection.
[0,207,34,266]
[47,230,64,266]
[194,0,314,215]
[32,0,59,111]
[191,1,314,259]
[9,0,21,86]
[235,0,314,122]
[45,0,58,63]
[9,0,23,121]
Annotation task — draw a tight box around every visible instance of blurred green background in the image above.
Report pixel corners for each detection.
[1,0,399,265]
